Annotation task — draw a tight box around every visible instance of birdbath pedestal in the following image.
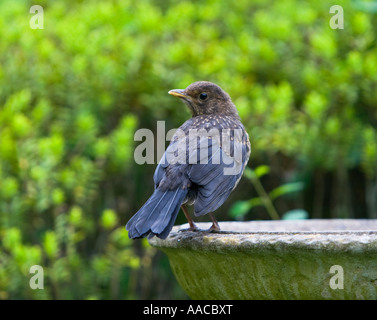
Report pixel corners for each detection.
[148,219,377,299]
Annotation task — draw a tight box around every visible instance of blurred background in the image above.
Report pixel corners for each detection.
[0,0,377,299]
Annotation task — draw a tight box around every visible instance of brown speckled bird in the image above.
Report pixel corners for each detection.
[126,81,250,239]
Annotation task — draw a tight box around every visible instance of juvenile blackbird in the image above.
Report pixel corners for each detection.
[126,81,250,239]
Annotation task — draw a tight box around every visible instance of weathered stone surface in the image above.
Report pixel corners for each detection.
[148,220,377,299]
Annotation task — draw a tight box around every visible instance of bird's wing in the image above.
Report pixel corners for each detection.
[188,128,249,216]
[153,127,250,216]
[153,152,168,188]
[153,128,188,188]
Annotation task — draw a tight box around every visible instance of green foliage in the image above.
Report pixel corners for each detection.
[101,209,118,230]
[0,0,377,299]
[282,209,309,220]
[230,166,304,220]
[269,182,305,201]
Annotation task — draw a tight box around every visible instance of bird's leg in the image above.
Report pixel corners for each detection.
[180,205,199,232]
[208,212,221,232]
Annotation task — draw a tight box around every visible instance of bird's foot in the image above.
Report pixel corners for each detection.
[206,212,221,233]
[179,224,200,233]
[206,222,221,233]
[179,224,221,233]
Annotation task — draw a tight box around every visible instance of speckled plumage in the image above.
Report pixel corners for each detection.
[126,81,250,239]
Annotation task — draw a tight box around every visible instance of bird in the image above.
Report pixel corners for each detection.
[126,81,250,239]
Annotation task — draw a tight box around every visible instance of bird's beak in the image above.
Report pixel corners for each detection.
[169,88,195,113]
[168,89,188,99]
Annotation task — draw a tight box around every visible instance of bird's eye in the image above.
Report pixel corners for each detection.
[199,92,208,100]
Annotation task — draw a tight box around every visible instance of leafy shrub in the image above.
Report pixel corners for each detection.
[0,0,376,299]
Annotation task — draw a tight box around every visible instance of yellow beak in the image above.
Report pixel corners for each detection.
[168,89,187,99]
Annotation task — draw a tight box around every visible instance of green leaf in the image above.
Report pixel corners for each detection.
[3,228,22,251]
[282,209,309,220]
[69,206,83,227]
[249,197,264,208]
[254,165,270,178]
[44,231,58,259]
[243,167,257,181]
[2,177,19,199]
[101,209,118,229]
[229,197,263,218]
[110,227,131,247]
[52,188,65,205]
[230,200,252,218]
[269,182,304,200]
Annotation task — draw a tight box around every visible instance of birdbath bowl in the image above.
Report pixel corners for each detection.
[148,219,377,299]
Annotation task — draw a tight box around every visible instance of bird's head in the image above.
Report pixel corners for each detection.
[168,81,239,117]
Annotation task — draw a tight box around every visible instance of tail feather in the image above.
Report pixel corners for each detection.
[126,188,187,239]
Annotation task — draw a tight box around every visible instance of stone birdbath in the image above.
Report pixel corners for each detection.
[148,219,377,299]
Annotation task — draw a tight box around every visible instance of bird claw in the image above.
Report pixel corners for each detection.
[178,225,200,233]
[179,224,221,233]
[206,224,221,233]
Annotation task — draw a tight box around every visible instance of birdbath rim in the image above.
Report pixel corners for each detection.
[148,219,377,300]
[148,219,377,252]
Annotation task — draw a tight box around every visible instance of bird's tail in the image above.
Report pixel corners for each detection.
[126,188,187,239]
